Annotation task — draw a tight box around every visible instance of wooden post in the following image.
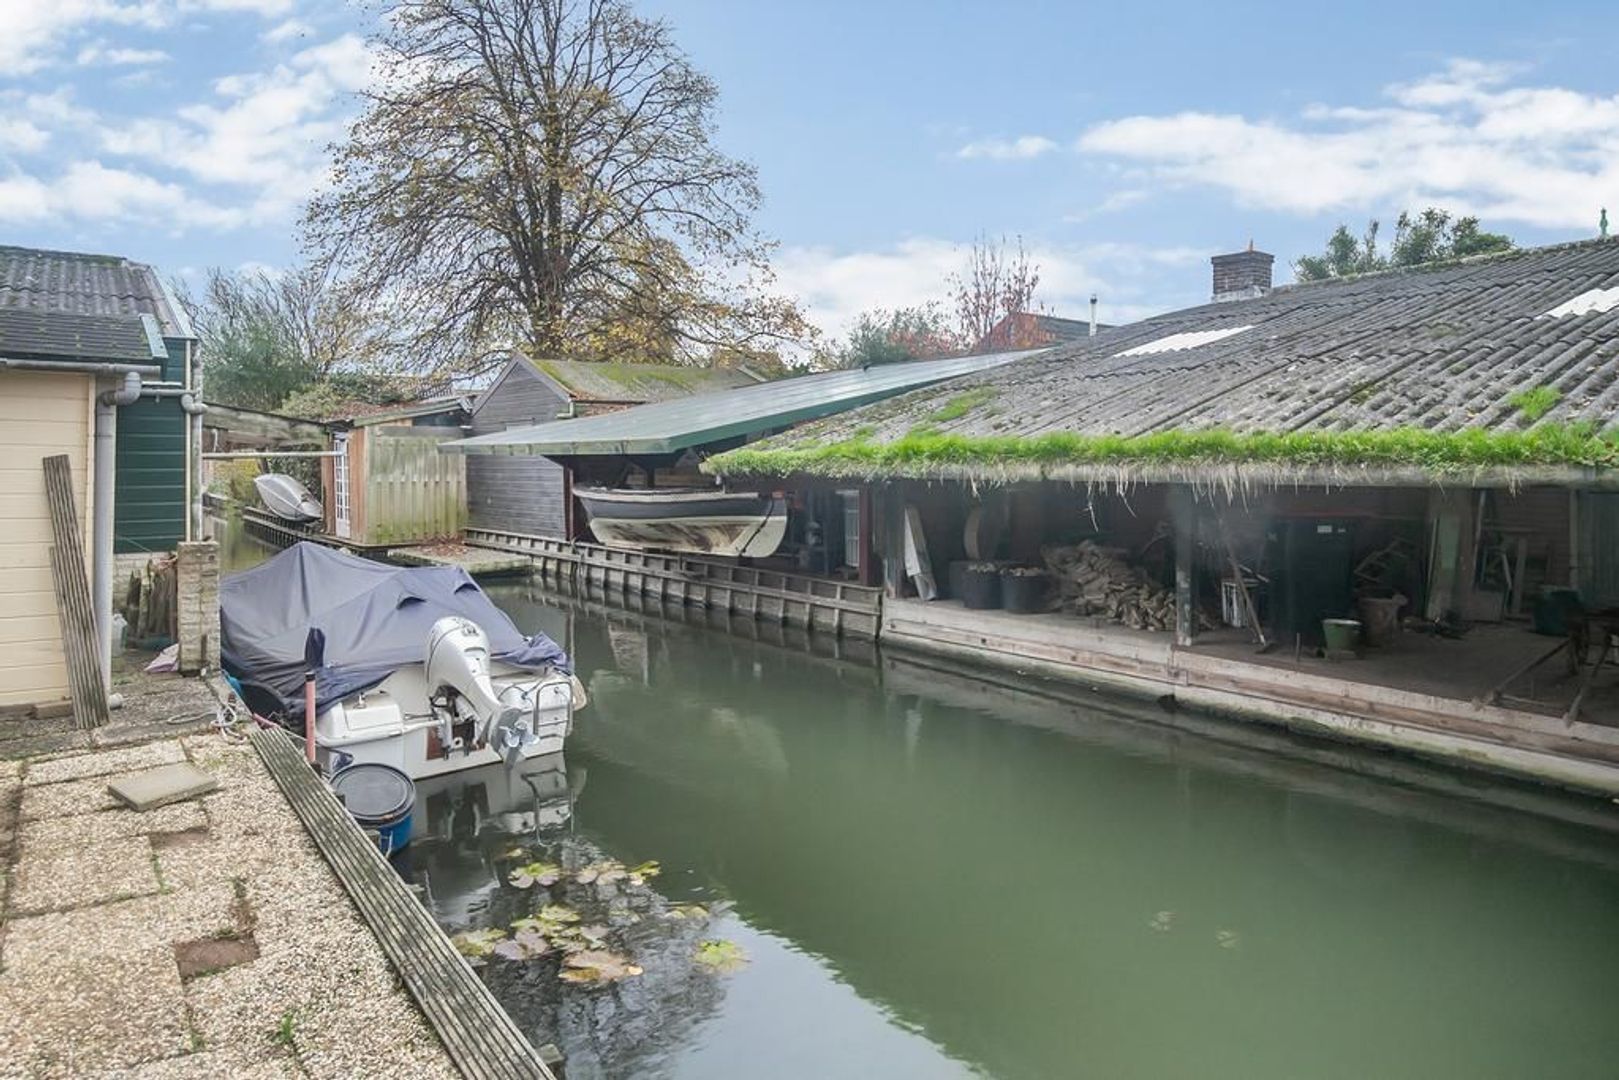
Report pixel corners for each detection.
[1172,487,1197,648]
[857,488,876,587]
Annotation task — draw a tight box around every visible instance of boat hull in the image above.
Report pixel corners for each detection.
[577,488,787,558]
[253,473,323,524]
[313,663,576,781]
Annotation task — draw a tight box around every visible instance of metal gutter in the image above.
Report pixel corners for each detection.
[0,357,163,377]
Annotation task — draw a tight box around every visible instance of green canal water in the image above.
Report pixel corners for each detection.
[216,528,1619,1078]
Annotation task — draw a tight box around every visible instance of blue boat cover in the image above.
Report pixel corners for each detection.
[220,542,569,718]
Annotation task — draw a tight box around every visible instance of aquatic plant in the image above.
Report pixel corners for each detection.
[559,949,644,986]
[492,929,552,961]
[509,861,563,889]
[694,939,748,973]
[451,928,507,959]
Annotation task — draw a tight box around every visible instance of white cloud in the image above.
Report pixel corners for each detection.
[774,237,1196,341]
[0,0,167,74]
[97,33,374,220]
[76,42,170,66]
[262,17,314,44]
[955,134,1058,161]
[0,160,238,228]
[0,118,51,154]
[0,0,293,72]
[1076,58,1619,230]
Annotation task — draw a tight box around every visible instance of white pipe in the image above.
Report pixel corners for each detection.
[1089,294,1098,337]
[94,371,142,691]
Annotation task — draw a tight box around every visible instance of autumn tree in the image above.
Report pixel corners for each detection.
[189,266,410,414]
[832,304,964,369]
[948,234,1041,346]
[304,0,807,368]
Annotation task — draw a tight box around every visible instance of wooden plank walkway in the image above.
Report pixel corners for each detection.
[465,526,882,639]
[250,726,554,1080]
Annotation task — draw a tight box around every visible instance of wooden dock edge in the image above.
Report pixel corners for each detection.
[249,726,555,1080]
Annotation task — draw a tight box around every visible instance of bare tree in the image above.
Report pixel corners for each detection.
[948,234,1041,346]
[304,0,807,367]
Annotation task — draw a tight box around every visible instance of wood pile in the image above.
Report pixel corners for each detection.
[120,554,178,645]
[1041,541,1211,632]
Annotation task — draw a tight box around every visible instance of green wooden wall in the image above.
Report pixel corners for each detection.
[113,339,188,555]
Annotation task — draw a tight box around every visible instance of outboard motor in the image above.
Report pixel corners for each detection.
[425,616,541,765]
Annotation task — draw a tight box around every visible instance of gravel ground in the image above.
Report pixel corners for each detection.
[0,712,458,1079]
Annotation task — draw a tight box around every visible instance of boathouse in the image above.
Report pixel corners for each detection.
[465,353,763,540]
[705,239,1619,795]
[445,349,1042,578]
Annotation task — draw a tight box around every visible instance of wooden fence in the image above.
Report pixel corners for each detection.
[363,428,466,545]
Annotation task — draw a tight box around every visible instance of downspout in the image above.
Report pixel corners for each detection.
[95,371,142,695]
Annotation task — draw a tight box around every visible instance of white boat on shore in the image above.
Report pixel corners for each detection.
[576,487,787,558]
[221,543,583,780]
[253,473,323,524]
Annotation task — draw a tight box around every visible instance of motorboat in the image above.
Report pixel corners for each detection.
[221,543,584,780]
[576,487,787,558]
[253,473,323,524]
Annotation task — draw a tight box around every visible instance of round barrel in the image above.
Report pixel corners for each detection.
[330,763,416,855]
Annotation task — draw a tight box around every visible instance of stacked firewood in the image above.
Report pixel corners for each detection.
[1041,541,1203,632]
[119,554,178,646]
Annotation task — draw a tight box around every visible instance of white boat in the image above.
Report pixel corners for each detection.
[253,473,323,524]
[221,543,584,780]
[576,487,788,558]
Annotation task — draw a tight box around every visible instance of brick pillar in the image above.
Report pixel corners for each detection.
[176,541,220,674]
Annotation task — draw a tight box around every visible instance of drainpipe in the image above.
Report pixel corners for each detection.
[1089,294,1099,337]
[95,371,143,694]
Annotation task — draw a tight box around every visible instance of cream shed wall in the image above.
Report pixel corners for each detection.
[0,371,95,707]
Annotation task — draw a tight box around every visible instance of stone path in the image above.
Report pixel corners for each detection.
[0,733,458,1079]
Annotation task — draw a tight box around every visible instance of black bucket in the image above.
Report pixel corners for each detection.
[947,560,973,600]
[960,565,1002,610]
[1001,570,1048,614]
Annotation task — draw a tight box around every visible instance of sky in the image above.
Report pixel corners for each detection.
[2,0,1617,345]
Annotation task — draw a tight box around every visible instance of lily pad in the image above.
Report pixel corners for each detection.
[491,929,551,961]
[667,903,708,920]
[451,928,507,959]
[628,860,661,884]
[509,862,563,889]
[694,939,747,973]
[560,948,643,986]
[539,903,581,925]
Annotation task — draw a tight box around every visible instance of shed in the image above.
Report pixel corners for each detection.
[0,245,200,559]
[463,354,764,539]
[0,305,166,708]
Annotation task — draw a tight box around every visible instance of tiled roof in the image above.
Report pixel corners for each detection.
[527,355,763,403]
[744,239,1619,455]
[0,308,166,366]
[0,244,191,339]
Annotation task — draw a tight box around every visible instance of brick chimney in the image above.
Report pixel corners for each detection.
[1211,243,1274,303]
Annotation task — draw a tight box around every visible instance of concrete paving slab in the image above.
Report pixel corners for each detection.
[108,763,219,811]
[20,801,207,848]
[0,940,190,1077]
[20,772,136,819]
[25,740,187,786]
[10,834,161,915]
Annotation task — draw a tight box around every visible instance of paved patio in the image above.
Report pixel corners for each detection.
[0,683,457,1078]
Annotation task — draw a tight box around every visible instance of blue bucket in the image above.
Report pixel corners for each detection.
[330,763,416,856]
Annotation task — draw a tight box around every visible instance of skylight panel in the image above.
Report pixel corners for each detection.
[1541,287,1619,318]
[1113,325,1253,358]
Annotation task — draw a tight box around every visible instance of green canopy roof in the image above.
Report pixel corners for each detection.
[442,349,1043,457]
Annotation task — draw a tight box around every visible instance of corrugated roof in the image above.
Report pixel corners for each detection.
[0,244,192,340]
[527,355,763,403]
[716,238,1619,481]
[0,308,167,367]
[444,349,1044,457]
